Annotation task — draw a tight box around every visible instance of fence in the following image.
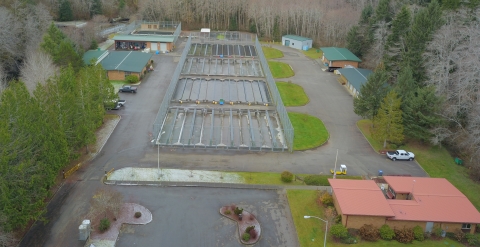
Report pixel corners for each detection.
[153,36,192,140]
[255,37,294,152]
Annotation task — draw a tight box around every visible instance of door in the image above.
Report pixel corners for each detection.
[160,43,167,52]
[425,222,434,232]
[285,40,290,46]
[151,42,158,51]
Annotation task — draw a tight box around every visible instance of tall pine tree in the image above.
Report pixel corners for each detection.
[58,0,73,21]
[372,91,404,148]
[354,66,390,120]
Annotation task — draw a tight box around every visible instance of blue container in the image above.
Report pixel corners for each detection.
[156,50,160,55]
[378,170,383,176]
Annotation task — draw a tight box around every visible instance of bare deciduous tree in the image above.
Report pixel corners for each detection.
[20,51,58,94]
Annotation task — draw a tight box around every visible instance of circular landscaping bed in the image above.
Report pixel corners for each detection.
[220,204,261,245]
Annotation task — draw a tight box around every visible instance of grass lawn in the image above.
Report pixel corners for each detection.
[287,190,464,247]
[262,46,284,59]
[268,61,295,78]
[276,82,309,106]
[302,48,323,60]
[217,34,225,40]
[110,80,126,92]
[357,119,480,210]
[289,112,329,150]
[232,171,362,185]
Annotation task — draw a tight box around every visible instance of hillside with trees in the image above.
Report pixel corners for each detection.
[350,0,480,181]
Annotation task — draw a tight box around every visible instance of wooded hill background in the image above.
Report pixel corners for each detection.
[0,0,480,245]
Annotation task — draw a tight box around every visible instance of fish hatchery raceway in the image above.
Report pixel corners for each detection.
[19,32,427,247]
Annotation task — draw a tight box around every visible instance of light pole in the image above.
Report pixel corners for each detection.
[304,215,328,247]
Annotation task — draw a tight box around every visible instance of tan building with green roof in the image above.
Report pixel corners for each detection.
[83,50,153,80]
[320,47,362,70]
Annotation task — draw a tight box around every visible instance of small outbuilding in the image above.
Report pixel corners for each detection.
[282,35,312,51]
[336,68,373,97]
[83,50,153,80]
[320,47,361,70]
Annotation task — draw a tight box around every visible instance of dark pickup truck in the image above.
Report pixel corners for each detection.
[119,85,137,93]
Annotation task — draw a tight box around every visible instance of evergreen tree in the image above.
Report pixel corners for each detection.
[272,16,281,42]
[354,66,390,120]
[229,15,238,31]
[360,4,374,24]
[372,91,404,148]
[90,39,98,50]
[346,26,363,57]
[401,86,442,142]
[41,23,83,72]
[375,0,392,23]
[119,0,125,10]
[384,5,411,80]
[58,0,73,21]
[90,0,103,17]
[442,0,461,10]
[402,0,443,83]
[394,66,417,98]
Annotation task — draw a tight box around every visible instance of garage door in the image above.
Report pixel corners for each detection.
[160,43,167,52]
[151,42,158,51]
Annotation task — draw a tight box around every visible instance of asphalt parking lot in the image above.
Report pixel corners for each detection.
[116,186,298,247]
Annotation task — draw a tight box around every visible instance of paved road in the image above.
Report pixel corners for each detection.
[23,40,428,247]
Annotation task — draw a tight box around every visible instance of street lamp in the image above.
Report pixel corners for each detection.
[304,215,328,247]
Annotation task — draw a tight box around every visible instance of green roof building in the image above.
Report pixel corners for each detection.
[83,50,109,65]
[337,68,373,97]
[320,47,361,69]
[282,35,312,50]
[83,50,153,80]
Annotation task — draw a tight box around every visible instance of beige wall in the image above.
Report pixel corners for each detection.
[395,193,409,200]
[345,215,386,229]
[107,70,141,80]
[331,60,359,68]
[386,220,425,230]
[140,23,158,30]
[108,70,125,80]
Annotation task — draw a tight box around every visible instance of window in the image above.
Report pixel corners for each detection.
[462,223,471,229]
[154,25,157,29]
[148,25,151,28]
[124,72,131,79]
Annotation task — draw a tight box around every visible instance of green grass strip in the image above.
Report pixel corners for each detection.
[268,61,294,78]
[289,112,329,151]
[276,82,309,106]
[262,46,284,59]
[302,48,323,59]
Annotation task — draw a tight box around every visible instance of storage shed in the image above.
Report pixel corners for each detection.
[282,35,312,50]
[337,68,373,97]
[320,47,361,70]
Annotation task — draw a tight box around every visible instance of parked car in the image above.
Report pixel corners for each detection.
[387,150,415,161]
[105,99,126,110]
[119,85,137,93]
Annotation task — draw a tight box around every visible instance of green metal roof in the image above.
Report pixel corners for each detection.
[282,35,312,41]
[113,34,175,43]
[83,50,108,65]
[100,51,153,73]
[337,68,373,91]
[320,47,362,62]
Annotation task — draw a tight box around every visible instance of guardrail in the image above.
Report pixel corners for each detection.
[64,163,82,179]
[254,37,294,152]
[153,35,192,139]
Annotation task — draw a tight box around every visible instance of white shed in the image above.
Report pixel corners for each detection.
[282,35,312,50]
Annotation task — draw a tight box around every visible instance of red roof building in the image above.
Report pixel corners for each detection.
[329,177,480,233]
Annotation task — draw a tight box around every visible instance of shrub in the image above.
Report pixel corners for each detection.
[245,226,255,233]
[234,207,243,216]
[341,235,358,244]
[413,225,424,241]
[134,212,142,218]
[281,171,294,183]
[394,227,414,243]
[335,215,342,224]
[242,233,250,241]
[249,228,258,239]
[432,226,443,237]
[224,210,231,215]
[379,224,395,240]
[330,224,348,239]
[319,192,334,207]
[125,75,139,84]
[99,218,110,232]
[304,175,329,186]
[359,224,380,241]
[453,229,466,242]
[466,233,479,246]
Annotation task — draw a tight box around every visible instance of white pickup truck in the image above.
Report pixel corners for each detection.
[386,150,415,161]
